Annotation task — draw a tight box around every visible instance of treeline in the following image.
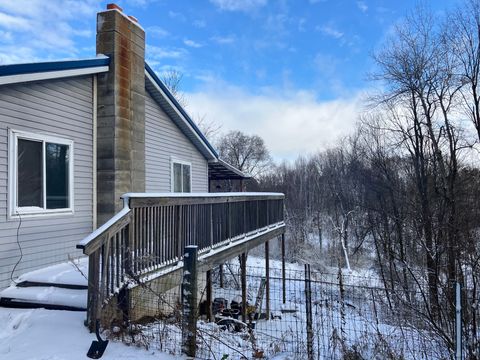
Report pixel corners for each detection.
[255,1,480,356]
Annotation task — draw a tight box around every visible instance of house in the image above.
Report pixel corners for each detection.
[0,3,249,291]
[0,5,285,333]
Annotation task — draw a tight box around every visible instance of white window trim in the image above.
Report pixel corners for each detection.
[170,158,192,193]
[8,129,75,218]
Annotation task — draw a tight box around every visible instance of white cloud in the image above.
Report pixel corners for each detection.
[357,1,368,12]
[168,10,186,21]
[0,0,99,64]
[186,82,363,161]
[147,26,169,38]
[147,45,187,59]
[0,12,31,30]
[210,0,267,12]
[183,39,203,48]
[298,18,306,32]
[317,24,344,39]
[193,19,206,28]
[211,35,235,44]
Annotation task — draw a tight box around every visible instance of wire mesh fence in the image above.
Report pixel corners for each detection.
[106,257,458,359]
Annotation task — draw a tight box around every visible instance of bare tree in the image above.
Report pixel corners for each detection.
[216,130,272,178]
[161,69,187,108]
[449,0,480,142]
[193,113,222,143]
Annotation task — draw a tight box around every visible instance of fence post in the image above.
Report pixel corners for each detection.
[305,264,314,360]
[455,282,462,360]
[182,245,198,357]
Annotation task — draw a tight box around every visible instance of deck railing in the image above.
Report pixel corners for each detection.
[77,192,284,326]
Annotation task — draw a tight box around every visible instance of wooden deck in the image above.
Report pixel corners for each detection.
[77,192,285,328]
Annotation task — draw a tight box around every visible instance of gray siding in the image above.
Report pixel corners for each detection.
[0,76,94,289]
[145,90,208,192]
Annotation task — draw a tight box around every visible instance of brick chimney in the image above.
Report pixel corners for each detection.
[96,4,146,225]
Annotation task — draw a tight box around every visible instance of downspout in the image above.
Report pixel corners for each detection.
[92,74,97,230]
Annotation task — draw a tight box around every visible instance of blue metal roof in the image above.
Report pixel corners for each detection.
[0,56,110,77]
[145,62,219,159]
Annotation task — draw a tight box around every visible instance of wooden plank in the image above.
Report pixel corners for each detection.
[129,226,286,295]
[197,225,285,271]
[81,212,131,255]
[129,194,284,208]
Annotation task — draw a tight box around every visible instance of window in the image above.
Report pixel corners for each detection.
[171,160,191,193]
[9,130,74,216]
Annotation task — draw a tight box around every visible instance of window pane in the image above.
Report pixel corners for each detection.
[18,139,43,207]
[173,163,182,192]
[46,143,69,209]
[182,164,191,193]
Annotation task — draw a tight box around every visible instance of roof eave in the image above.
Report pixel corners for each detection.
[0,56,110,86]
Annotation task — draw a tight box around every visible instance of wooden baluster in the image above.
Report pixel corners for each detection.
[227,201,231,240]
[243,201,248,235]
[177,205,183,260]
[133,209,138,273]
[114,233,119,291]
[108,234,117,294]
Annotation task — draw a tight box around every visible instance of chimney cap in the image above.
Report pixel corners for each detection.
[107,3,123,12]
[128,15,138,23]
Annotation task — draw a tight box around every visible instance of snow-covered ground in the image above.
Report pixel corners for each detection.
[0,307,181,360]
[0,255,449,359]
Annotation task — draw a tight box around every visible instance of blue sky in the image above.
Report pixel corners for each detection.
[0,0,459,161]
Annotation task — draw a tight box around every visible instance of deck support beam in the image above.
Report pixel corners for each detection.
[206,270,213,322]
[241,253,247,323]
[281,233,286,304]
[265,240,270,320]
[219,264,224,288]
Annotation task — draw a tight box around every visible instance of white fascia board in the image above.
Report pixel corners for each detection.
[145,70,217,160]
[0,66,109,86]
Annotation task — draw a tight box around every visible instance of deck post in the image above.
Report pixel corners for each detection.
[206,270,213,322]
[182,245,198,357]
[281,233,286,304]
[265,240,270,320]
[219,264,224,288]
[241,253,247,323]
[87,251,100,331]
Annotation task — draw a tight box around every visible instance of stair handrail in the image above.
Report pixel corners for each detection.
[77,197,131,255]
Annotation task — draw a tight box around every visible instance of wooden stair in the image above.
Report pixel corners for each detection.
[0,258,88,311]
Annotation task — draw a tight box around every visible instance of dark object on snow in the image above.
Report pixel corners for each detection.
[199,300,209,316]
[221,308,240,319]
[213,297,227,314]
[230,295,243,311]
[87,320,109,359]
